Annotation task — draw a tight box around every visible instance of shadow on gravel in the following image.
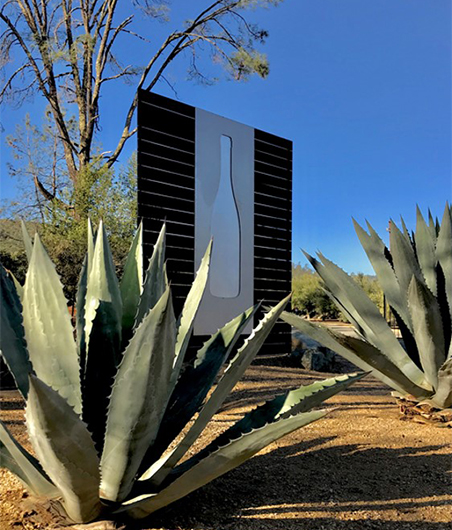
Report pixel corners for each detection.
[127,439,451,530]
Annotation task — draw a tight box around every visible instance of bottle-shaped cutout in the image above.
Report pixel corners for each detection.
[210,135,241,298]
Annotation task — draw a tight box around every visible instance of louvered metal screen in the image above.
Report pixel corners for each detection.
[137,90,292,356]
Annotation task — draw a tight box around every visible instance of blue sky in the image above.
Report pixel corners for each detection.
[1,0,451,274]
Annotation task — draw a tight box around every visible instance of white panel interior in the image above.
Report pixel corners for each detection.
[194,109,254,335]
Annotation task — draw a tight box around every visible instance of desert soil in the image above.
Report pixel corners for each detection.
[1,363,451,530]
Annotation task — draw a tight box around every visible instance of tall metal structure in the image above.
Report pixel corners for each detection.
[137,90,292,355]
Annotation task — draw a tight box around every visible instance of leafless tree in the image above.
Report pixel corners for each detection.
[1,0,281,216]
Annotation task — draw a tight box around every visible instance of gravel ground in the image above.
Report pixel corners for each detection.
[1,363,451,530]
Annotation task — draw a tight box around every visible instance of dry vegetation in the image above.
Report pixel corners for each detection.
[1,363,451,530]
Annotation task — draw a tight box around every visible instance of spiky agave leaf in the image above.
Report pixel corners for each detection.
[22,234,81,413]
[120,410,326,519]
[172,240,213,377]
[304,252,430,391]
[81,301,124,452]
[122,372,361,519]
[407,277,446,389]
[0,420,58,498]
[26,375,101,523]
[76,218,95,361]
[100,287,176,503]
[432,358,452,408]
[436,204,452,356]
[389,221,425,297]
[134,223,167,330]
[414,206,438,296]
[280,311,431,398]
[83,221,122,367]
[7,270,24,300]
[353,219,412,332]
[120,221,143,340]
[289,205,452,409]
[0,266,32,399]
[136,303,260,485]
[20,219,33,262]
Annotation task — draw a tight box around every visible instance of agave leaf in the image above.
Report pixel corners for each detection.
[8,270,24,300]
[273,372,367,418]
[22,234,81,413]
[0,266,32,399]
[76,219,95,362]
[427,209,438,240]
[172,240,212,376]
[84,221,122,368]
[389,221,425,296]
[399,216,413,243]
[100,287,176,503]
[26,375,101,523]
[0,420,58,498]
[172,374,362,474]
[120,222,143,340]
[280,311,432,398]
[21,219,33,262]
[353,220,412,331]
[436,205,452,328]
[414,206,438,296]
[306,252,429,390]
[138,368,362,491]
[407,277,446,389]
[81,301,122,452]
[134,223,166,330]
[121,409,326,519]
[430,358,452,409]
[137,304,260,485]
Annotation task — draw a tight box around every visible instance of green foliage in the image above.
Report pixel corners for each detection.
[3,150,138,305]
[283,204,452,409]
[0,222,364,524]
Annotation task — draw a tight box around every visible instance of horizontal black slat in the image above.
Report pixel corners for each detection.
[254,278,291,289]
[139,204,194,226]
[254,252,291,264]
[255,267,291,282]
[143,218,194,238]
[254,234,291,248]
[143,231,194,250]
[166,258,195,274]
[255,248,291,262]
[255,144,291,163]
[255,162,291,182]
[255,128,292,151]
[139,104,194,137]
[138,141,195,166]
[255,213,290,230]
[139,165,195,187]
[255,191,291,210]
[255,220,292,233]
[139,190,194,214]
[139,90,195,117]
[255,202,291,219]
[254,149,291,171]
[139,179,195,202]
[165,246,194,262]
[139,129,194,153]
[140,152,194,178]
[257,182,292,201]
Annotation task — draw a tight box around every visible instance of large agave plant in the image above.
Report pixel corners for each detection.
[282,204,452,410]
[0,221,364,524]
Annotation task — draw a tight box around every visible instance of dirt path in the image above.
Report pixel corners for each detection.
[1,364,451,530]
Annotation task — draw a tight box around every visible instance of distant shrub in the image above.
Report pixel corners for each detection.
[292,265,383,320]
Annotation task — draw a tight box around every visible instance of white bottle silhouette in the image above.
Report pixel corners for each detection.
[209,135,241,298]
